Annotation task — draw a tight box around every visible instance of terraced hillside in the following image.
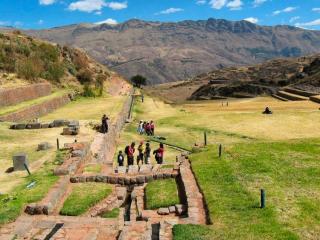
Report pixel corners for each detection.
[147,54,320,103]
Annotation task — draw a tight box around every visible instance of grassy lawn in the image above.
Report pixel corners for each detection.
[0,90,68,116]
[173,139,320,240]
[60,183,112,216]
[145,178,179,210]
[42,95,126,122]
[0,159,59,225]
[101,208,120,218]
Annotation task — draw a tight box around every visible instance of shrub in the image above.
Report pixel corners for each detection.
[77,69,93,84]
[16,57,43,80]
[37,43,59,62]
[45,62,65,82]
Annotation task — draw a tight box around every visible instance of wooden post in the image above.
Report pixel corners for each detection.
[56,138,60,150]
[260,189,266,208]
[219,144,222,158]
[204,132,207,146]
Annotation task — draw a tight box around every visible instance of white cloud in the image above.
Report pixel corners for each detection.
[68,0,106,12]
[95,18,118,25]
[227,0,243,10]
[39,0,56,5]
[157,8,184,15]
[289,16,300,23]
[253,0,267,7]
[295,19,320,27]
[209,0,227,10]
[312,8,320,13]
[38,19,44,25]
[196,0,206,5]
[273,6,297,15]
[244,17,258,24]
[106,1,127,10]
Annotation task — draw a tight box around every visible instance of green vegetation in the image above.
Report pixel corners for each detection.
[54,149,68,165]
[101,208,120,218]
[131,75,147,88]
[83,164,102,174]
[173,139,320,239]
[60,183,112,216]
[0,32,110,89]
[145,178,179,210]
[173,225,211,240]
[0,160,59,225]
[0,90,68,116]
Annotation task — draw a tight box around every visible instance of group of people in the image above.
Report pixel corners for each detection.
[137,120,155,136]
[117,141,164,166]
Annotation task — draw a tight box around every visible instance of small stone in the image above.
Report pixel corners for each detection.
[12,153,28,171]
[95,175,104,182]
[169,206,176,213]
[158,208,170,215]
[136,176,145,184]
[72,150,85,158]
[37,142,50,151]
[175,204,186,215]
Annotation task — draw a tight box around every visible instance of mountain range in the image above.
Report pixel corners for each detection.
[20,18,320,84]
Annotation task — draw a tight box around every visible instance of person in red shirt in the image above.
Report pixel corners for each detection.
[150,121,155,136]
[127,142,135,166]
[154,143,164,164]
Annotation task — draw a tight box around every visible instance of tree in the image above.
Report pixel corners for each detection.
[131,75,147,88]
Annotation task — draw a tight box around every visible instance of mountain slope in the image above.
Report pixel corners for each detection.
[146,54,320,103]
[0,31,129,95]
[25,18,320,84]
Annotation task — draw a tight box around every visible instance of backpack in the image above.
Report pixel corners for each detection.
[125,146,130,155]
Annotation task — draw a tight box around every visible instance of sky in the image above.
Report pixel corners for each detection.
[1,0,320,30]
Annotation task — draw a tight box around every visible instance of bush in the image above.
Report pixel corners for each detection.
[45,62,65,82]
[77,69,93,84]
[16,57,43,80]
[38,43,59,62]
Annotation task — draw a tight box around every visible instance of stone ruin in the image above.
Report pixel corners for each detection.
[9,119,79,132]
[12,153,28,171]
[62,120,80,136]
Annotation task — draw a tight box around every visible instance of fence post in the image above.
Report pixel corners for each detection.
[219,144,222,158]
[204,132,207,146]
[56,138,60,150]
[260,189,266,208]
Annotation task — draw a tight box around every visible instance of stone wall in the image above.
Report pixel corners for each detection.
[0,83,51,107]
[0,94,71,122]
[90,89,134,169]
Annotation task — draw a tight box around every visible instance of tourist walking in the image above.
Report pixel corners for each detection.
[150,121,155,136]
[137,120,144,135]
[144,142,151,164]
[117,150,124,167]
[101,114,109,134]
[154,143,164,164]
[137,141,144,165]
[125,142,135,166]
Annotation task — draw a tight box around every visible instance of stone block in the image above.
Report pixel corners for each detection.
[136,176,146,184]
[71,150,85,158]
[95,175,104,182]
[118,177,125,185]
[86,176,96,182]
[12,153,28,171]
[145,175,153,183]
[139,164,152,173]
[115,166,127,174]
[37,142,50,151]
[109,176,117,184]
[68,120,80,127]
[175,204,187,216]
[26,123,41,129]
[130,177,137,185]
[15,123,26,130]
[53,119,69,127]
[128,165,139,174]
[63,127,79,135]
[124,178,131,185]
[169,206,176,213]
[158,208,170,215]
[41,123,50,128]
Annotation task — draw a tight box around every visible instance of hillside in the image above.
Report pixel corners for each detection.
[0,31,127,96]
[24,18,320,84]
[147,54,320,102]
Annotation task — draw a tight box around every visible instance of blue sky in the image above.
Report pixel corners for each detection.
[1,0,320,30]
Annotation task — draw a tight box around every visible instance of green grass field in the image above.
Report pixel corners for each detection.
[101,208,120,218]
[60,183,112,216]
[145,178,180,210]
[0,159,59,225]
